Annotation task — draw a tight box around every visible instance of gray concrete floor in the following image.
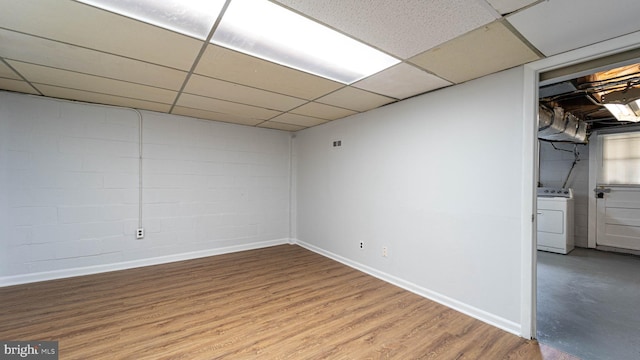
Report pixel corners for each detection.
[537,248,640,360]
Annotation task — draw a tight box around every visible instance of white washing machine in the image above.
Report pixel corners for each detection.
[537,187,574,254]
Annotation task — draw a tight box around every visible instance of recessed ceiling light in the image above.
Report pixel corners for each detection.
[77,0,226,40]
[211,0,400,84]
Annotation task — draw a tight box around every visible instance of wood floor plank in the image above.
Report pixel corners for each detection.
[0,245,578,359]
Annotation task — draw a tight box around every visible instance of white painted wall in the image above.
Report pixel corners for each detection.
[0,68,529,334]
[538,141,589,247]
[0,100,9,276]
[0,92,291,284]
[294,67,526,333]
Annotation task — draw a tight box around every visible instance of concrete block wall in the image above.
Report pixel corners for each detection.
[539,141,589,247]
[139,111,291,258]
[0,92,291,283]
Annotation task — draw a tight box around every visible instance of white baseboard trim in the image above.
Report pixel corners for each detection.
[0,238,291,287]
[294,239,522,336]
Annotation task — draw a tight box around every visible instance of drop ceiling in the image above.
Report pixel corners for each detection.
[1,0,639,131]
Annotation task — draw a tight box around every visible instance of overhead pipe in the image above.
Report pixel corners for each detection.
[538,105,587,143]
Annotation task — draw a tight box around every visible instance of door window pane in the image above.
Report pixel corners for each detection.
[601,132,640,184]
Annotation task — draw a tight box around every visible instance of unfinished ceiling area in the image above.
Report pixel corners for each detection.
[1,0,640,131]
[540,62,640,133]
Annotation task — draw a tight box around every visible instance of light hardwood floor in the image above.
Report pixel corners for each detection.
[0,245,577,359]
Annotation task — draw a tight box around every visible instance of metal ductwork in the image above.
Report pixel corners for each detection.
[538,106,587,143]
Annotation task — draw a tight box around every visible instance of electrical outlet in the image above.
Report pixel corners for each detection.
[382,246,388,257]
[359,241,364,249]
[136,228,144,239]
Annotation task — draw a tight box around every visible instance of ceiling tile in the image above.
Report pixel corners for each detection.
[315,87,395,112]
[0,79,39,95]
[9,61,177,104]
[172,106,264,126]
[175,93,281,120]
[290,102,356,120]
[195,45,343,100]
[353,63,452,99]
[183,74,307,111]
[0,0,202,70]
[0,29,187,90]
[273,0,498,59]
[409,21,540,84]
[257,121,305,132]
[269,113,327,127]
[486,0,538,15]
[35,84,171,112]
[0,61,21,80]
[507,0,640,56]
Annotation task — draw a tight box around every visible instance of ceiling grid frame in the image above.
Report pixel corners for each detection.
[168,0,233,113]
[0,0,638,130]
[0,58,43,95]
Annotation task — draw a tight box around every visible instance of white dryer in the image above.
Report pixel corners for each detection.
[537,187,574,254]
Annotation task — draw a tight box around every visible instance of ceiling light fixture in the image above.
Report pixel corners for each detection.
[77,0,226,40]
[604,101,640,122]
[211,0,400,84]
[77,0,399,84]
[601,87,640,122]
[590,64,640,122]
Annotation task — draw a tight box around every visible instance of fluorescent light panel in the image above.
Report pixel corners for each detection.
[76,0,399,84]
[211,0,400,84]
[605,101,640,122]
[77,0,225,40]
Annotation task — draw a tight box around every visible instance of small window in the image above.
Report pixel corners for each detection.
[601,132,640,185]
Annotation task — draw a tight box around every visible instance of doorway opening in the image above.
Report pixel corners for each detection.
[534,51,640,359]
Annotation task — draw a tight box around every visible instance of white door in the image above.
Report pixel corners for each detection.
[596,186,640,250]
[595,132,640,250]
